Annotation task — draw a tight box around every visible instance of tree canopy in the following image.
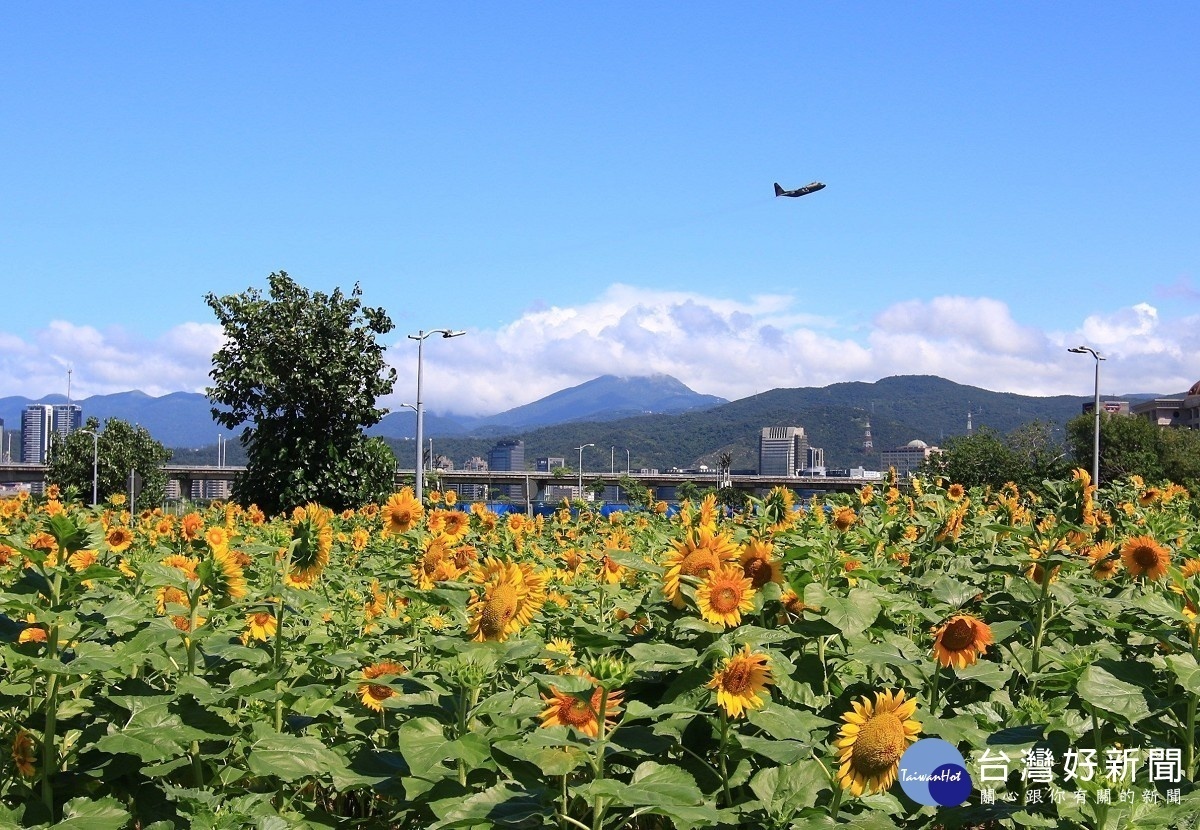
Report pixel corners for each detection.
[47,417,171,509]
[918,422,1071,493]
[205,272,398,515]
[1065,412,1200,491]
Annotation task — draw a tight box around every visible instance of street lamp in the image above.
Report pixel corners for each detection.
[407,329,466,503]
[576,443,594,501]
[1068,345,1105,487]
[79,429,99,507]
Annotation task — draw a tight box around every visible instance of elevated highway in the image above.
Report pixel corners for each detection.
[0,463,879,501]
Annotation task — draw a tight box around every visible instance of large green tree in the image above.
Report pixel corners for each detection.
[1066,412,1200,491]
[205,272,398,515]
[47,417,172,509]
[919,422,1072,493]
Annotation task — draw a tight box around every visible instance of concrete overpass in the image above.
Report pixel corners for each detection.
[0,463,878,502]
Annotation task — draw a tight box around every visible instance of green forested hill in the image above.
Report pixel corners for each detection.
[384,375,1087,474]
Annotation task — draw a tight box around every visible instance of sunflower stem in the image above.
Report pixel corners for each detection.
[41,619,60,818]
[1027,557,1055,695]
[591,686,610,830]
[827,781,843,820]
[929,663,942,715]
[717,709,733,807]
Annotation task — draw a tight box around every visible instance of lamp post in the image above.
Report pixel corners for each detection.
[626,448,631,475]
[407,329,466,503]
[576,443,594,501]
[1068,345,1105,487]
[79,429,98,507]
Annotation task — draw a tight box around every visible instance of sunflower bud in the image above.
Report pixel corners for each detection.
[586,655,634,690]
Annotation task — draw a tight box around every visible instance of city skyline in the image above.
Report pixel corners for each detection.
[3,5,1198,413]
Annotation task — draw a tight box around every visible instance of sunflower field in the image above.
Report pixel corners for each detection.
[2,473,1200,829]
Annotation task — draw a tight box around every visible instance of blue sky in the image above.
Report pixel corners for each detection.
[4,3,1198,414]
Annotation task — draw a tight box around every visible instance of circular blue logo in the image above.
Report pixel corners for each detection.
[898,739,972,806]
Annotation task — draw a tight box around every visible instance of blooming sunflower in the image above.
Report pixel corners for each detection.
[381,489,424,536]
[835,690,922,796]
[242,611,278,643]
[1086,541,1120,580]
[931,614,994,669]
[209,546,247,600]
[946,483,966,502]
[466,557,547,642]
[1121,535,1171,580]
[205,526,230,552]
[540,684,624,738]
[67,549,98,571]
[105,526,134,553]
[180,512,204,542]
[358,661,407,712]
[760,486,797,532]
[161,554,200,581]
[662,526,740,608]
[18,613,47,645]
[439,510,471,542]
[696,564,756,628]
[290,503,333,585]
[706,645,773,718]
[739,539,782,588]
[832,506,858,532]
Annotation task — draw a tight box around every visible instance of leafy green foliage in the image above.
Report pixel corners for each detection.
[205,272,397,514]
[47,416,171,508]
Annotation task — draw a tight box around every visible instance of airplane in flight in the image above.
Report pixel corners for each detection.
[774,181,826,198]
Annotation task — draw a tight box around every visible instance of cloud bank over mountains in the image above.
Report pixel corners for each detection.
[2,284,1198,416]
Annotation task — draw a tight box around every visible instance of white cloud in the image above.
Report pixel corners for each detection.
[3,287,1199,413]
[0,321,222,399]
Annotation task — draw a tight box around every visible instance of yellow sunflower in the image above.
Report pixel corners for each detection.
[739,539,782,588]
[358,661,407,712]
[1086,541,1120,580]
[161,554,200,580]
[205,526,230,552]
[706,645,773,718]
[1121,535,1171,580]
[180,512,204,542]
[439,510,471,541]
[241,611,278,644]
[209,546,247,600]
[946,483,966,502]
[67,549,98,572]
[381,489,424,536]
[832,506,857,532]
[662,526,740,608]
[18,613,47,645]
[835,690,922,796]
[696,564,756,628]
[290,503,333,585]
[466,557,547,642]
[540,684,624,738]
[931,614,994,669]
[105,526,134,553]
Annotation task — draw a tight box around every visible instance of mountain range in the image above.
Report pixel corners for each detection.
[0,374,1159,471]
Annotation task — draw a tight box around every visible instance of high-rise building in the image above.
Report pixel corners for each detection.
[53,404,82,440]
[488,440,525,499]
[536,456,566,472]
[22,405,55,463]
[758,427,809,477]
